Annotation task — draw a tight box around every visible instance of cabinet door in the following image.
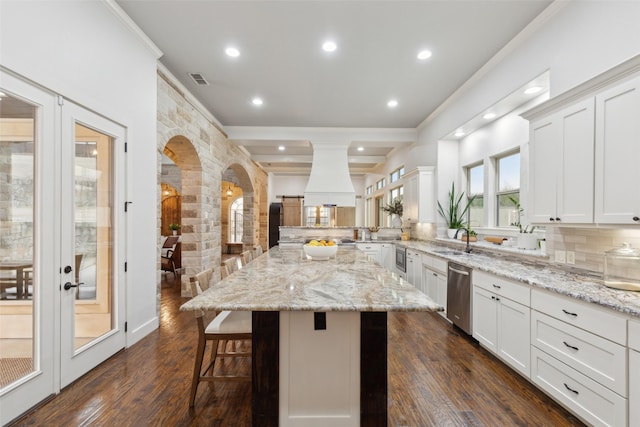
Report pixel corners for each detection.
[529,117,559,223]
[497,297,530,378]
[435,272,447,314]
[595,77,640,224]
[557,98,594,223]
[424,266,438,299]
[406,253,417,287]
[403,174,418,223]
[631,350,639,427]
[380,244,393,271]
[472,287,498,352]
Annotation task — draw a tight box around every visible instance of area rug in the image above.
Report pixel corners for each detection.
[0,357,33,388]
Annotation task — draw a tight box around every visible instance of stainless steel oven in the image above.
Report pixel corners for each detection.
[395,246,406,273]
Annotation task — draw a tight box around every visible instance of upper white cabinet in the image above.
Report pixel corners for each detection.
[529,98,595,224]
[594,76,640,224]
[402,166,435,224]
[523,55,640,226]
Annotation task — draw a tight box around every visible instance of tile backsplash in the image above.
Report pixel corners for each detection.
[546,227,640,274]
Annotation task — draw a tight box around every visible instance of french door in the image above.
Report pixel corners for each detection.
[59,101,126,388]
[0,70,126,424]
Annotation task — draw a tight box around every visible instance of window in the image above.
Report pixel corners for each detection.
[376,178,386,190]
[390,166,405,183]
[229,197,243,242]
[389,186,403,203]
[496,152,520,227]
[467,163,484,227]
[366,185,373,195]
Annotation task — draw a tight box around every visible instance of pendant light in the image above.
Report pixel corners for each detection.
[226,185,233,196]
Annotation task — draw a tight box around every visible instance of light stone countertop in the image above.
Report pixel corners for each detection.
[180,246,443,313]
[396,240,640,319]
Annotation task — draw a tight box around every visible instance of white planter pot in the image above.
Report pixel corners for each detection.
[447,228,457,239]
[172,230,178,236]
[370,232,378,240]
[391,214,403,228]
[517,234,538,250]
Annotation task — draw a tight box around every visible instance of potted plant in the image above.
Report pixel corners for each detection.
[368,226,379,240]
[508,196,538,249]
[169,223,181,236]
[437,182,476,238]
[458,229,478,242]
[382,197,403,228]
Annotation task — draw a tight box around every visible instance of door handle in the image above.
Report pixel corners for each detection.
[63,281,84,290]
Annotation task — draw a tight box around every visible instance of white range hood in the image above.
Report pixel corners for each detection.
[304,141,356,207]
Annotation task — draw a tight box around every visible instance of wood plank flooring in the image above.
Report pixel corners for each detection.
[10,273,585,426]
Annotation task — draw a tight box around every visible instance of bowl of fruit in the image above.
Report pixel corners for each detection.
[303,240,338,260]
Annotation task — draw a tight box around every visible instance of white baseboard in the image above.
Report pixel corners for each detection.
[127,316,159,347]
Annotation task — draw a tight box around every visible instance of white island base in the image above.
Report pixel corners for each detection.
[280,312,361,427]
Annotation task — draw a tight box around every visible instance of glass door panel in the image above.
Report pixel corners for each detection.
[0,93,35,386]
[72,124,113,350]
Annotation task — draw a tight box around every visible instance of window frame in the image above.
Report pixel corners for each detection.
[466,162,484,228]
[495,150,521,228]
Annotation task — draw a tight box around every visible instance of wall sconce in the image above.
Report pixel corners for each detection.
[226,186,233,196]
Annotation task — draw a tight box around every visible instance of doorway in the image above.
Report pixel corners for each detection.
[0,71,127,424]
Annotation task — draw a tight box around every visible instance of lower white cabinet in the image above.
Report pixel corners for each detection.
[531,347,627,427]
[630,320,640,427]
[423,265,447,316]
[356,243,382,265]
[380,243,393,271]
[473,286,530,377]
[406,250,421,288]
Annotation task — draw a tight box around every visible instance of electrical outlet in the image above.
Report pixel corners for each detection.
[555,250,566,264]
[566,251,575,265]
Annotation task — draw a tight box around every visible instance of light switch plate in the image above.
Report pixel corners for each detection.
[555,250,566,264]
[566,251,575,265]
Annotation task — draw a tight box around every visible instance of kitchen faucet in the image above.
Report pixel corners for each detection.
[454,227,473,253]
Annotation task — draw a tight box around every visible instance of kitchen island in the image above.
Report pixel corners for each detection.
[180,246,441,427]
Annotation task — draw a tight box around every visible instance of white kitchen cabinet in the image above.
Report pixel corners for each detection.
[380,243,394,272]
[402,166,435,224]
[356,243,382,265]
[405,250,422,289]
[473,272,531,378]
[629,320,640,427]
[423,263,447,317]
[528,98,594,224]
[594,76,640,224]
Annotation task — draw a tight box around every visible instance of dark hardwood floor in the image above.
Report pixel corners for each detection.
[11,273,584,426]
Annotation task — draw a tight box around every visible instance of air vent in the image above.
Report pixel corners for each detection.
[188,73,209,86]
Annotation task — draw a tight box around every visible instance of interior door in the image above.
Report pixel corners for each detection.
[59,101,126,387]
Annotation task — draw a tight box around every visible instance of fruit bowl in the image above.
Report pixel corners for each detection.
[303,244,338,260]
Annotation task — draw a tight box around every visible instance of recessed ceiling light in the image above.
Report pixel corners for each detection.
[322,41,337,52]
[225,47,240,57]
[454,131,465,137]
[483,112,496,120]
[417,50,432,60]
[278,145,285,151]
[387,100,398,108]
[357,146,364,152]
[252,97,263,106]
[525,86,543,95]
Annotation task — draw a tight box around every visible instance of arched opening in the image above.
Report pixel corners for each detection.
[159,135,202,297]
[221,164,254,261]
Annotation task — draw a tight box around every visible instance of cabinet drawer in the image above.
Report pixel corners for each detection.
[356,243,381,252]
[531,311,627,396]
[531,289,627,345]
[422,254,447,273]
[629,319,640,351]
[531,347,627,427]
[474,271,530,306]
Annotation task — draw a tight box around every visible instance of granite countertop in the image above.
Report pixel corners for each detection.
[180,246,442,313]
[395,240,640,319]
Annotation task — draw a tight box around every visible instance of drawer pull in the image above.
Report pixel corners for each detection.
[562,309,578,317]
[564,383,579,395]
[492,284,501,289]
[563,341,579,351]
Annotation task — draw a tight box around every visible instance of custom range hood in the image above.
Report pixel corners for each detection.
[304,141,355,207]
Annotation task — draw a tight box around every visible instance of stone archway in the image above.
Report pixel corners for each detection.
[222,163,255,252]
[158,134,204,297]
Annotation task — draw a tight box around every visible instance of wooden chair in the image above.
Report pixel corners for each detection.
[240,250,253,267]
[222,258,239,277]
[161,236,181,278]
[188,269,251,407]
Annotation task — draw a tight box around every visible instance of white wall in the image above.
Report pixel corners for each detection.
[416,1,640,152]
[1,1,160,344]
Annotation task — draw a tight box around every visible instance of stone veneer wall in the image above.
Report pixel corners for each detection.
[156,71,268,298]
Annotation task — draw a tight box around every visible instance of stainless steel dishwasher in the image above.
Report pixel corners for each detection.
[447,262,473,335]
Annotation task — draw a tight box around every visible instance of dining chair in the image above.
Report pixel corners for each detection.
[222,258,238,276]
[254,245,264,258]
[188,269,252,407]
[161,236,181,278]
[240,250,253,267]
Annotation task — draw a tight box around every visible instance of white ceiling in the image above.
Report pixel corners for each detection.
[117,0,553,174]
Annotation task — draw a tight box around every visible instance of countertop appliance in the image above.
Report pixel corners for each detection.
[447,262,473,335]
[395,246,406,273]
